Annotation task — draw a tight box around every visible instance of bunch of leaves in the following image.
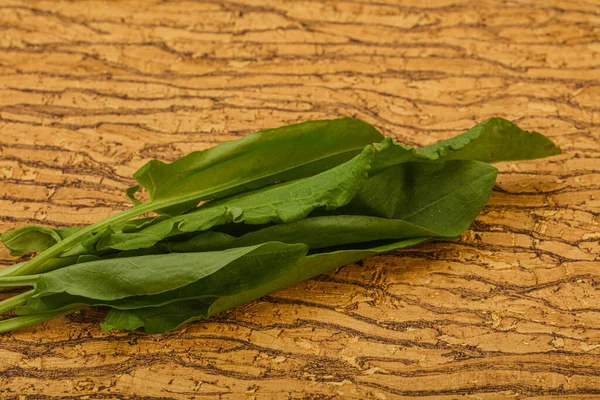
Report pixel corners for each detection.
[0,117,560,333]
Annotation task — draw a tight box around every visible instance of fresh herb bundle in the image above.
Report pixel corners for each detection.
[0,118,560,334]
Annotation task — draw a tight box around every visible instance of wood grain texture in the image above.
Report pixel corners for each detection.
[0,0,599,398]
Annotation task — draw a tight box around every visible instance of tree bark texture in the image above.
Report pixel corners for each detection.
[0,0,599,398]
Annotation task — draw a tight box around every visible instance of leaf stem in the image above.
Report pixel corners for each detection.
[0,275,39,287]
[0,290,34,314]
[0,306,83,334]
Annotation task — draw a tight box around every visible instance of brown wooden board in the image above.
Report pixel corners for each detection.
[0,0,599,398]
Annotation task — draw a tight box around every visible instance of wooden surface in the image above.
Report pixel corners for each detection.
[0,0,599,398]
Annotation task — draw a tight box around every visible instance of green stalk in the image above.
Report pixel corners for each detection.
[0,275,39,287]
[0,306,82,334]
[0,290,34,314]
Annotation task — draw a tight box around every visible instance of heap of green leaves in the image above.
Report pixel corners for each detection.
[0,118,560,334]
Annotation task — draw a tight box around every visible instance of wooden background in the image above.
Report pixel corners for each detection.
[0,0,599,398]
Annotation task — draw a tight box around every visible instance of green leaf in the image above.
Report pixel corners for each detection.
[340,160,498,236]
[164,215,438,252]
[1,226,80,256]
[371,117,561,171]
[24,241,309,313]
[28,243,306,302]
[97,145,375,251]
[125,185,142,206]
[101,237,429,333]
[134,118,383,215]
